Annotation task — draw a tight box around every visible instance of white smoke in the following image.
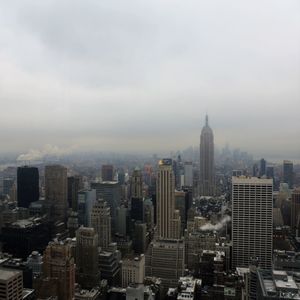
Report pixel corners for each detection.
[17,144,76,161]
[200,215,231,231]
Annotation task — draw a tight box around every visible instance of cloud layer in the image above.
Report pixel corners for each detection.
[0,0,299,158]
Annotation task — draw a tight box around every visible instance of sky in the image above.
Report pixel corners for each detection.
[0,0,299,159]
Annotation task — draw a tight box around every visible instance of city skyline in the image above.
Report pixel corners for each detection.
[0,1,299,158]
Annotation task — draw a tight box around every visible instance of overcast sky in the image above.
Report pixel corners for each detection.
[0,0,299,159]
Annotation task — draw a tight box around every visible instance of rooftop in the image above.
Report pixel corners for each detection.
[0,268,22,281]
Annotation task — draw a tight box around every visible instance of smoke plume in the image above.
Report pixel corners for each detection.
[17,144,75,161]
[200,215,231,231]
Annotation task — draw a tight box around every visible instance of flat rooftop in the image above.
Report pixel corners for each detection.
[0,268,22,281]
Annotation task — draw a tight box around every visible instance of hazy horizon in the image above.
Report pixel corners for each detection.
[0,1,299,158]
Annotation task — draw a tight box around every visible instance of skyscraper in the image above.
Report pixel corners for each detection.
[259,158,266,177]
[41,240,75,300]
[67,175,83,211]
[45,165,68,222]
[232,176,273,269]
[76,227,100,289]
[199,115,215,196]
[91,199,111,250]
[17,166,39,208]
[130,168,144,222]
[291,189,300,231]
[156,159,180,239]
[101,164,114,181]
[283,160,294,189]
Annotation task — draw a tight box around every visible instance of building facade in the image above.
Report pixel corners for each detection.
[199,115,215,196]
[17,166,39,208]
[91,199,111,250]
[291,189,300,231]
[232,176,273,269]
[76,227,100,289]
[157,159,180,239]
[41,240,75,300]
[45,165,68,222]
[121,254,145,287]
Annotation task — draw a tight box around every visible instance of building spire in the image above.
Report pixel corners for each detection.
[205,114,208,126]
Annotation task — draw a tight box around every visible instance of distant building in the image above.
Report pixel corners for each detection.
[67,175,83,211]
[78,189,96,227]
[17,166,39,208]
[131,168,144,222]
[45,165,68,222]
[232,176,273,269]
[90,181,121,231]
[101,165,114,181]
[3,177,14,196]
[0,268,23,300]
[283,160,294,189]
[259,158,266,177]
[291,189,300,231]
[199,115,215,196]
[184,162,193,187]
[266,166,274,180]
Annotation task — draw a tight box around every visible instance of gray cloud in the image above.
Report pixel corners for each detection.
[0,0,299,159]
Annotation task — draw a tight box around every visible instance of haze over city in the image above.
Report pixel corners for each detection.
[0,0,299,159]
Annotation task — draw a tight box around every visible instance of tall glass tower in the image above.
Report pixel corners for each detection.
[199,115,215,196]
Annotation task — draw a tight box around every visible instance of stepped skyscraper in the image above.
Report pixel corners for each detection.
[199,115,215,196]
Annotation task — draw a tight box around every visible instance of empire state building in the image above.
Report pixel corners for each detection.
[200,115,215,196]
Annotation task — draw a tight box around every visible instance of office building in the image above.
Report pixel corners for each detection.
[199,115,215,196]
[232,176,273,269]
[90,181,121,226]
[283,160,294,189]
[101,165,114,181]
[17,166,39,208]
[133,222,147,254]
[116,205,129,237]
[40,240,75,300]
[98,248,121,286]
[0,268,23,300]
[157,159,180,239]
[91,199,111,250]
[3,177,14,196]
[291,189,300,231]
[1,217,51,259]
[266,166,274,180]
[45,165,68,222]
[131,168,144,222]
[76,227,100,289]
[67,175,83,211]
[27,251,43,276]
[259,158,266,177]
[121,254,145,287]
[146,239,185,289]
[78,189,96,227]
[184,162,193,187]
